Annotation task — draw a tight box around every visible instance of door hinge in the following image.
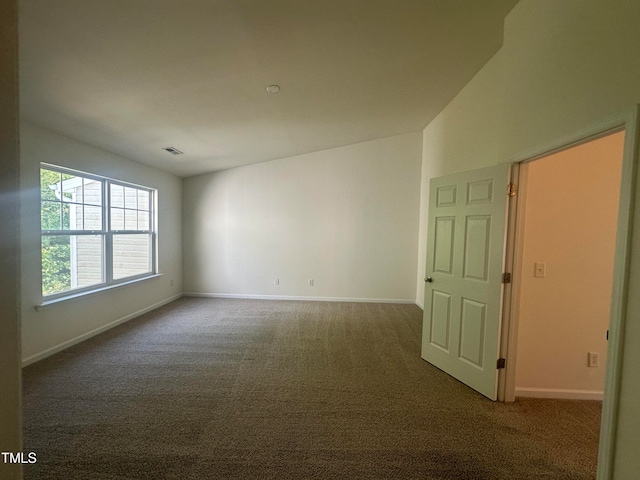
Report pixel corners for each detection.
[507,183,517,197]
[497,358,506,369]
[502,272,511,284]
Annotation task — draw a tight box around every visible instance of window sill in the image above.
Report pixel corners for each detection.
[36,274,163,311]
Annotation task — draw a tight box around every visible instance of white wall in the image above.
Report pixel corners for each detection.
[20,123,183,363]
[0,0,22,477]
[417,0,640,476]
[515,132,623,397]
[183,133,422,302]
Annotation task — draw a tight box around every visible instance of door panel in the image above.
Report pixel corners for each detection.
[467,179,494,204]
[434,217,455,274]
[429,290,452,351]
[459,298,486,367]
[422,163,511,400]
[436,185,457,207]
[464,215,491,280]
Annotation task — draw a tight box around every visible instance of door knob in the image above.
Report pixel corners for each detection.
[425,277,433,283]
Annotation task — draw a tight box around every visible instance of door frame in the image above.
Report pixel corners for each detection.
[498,105,640,479]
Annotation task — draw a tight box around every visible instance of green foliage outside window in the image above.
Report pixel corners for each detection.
[41,169,72,295]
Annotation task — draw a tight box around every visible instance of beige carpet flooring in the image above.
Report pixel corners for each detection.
[22,298,601,479]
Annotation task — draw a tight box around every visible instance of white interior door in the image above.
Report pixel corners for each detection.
[421,163,511,400]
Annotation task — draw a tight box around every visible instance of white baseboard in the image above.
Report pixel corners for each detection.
[515,387,603,401]
[22,294,183,367]
[184,292,417,304]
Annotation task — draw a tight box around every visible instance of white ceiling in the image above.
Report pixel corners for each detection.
[19,0,518,178]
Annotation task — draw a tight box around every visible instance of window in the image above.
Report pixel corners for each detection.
[40,164,156,299]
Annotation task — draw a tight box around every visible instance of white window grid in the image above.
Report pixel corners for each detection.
[40,163,157,299]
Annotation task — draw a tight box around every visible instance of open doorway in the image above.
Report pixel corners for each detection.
[514,131,625,400]
[498,123,635,478]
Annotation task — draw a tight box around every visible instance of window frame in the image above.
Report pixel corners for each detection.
[40,163,157,302]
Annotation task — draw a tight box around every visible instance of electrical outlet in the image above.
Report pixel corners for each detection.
[308,278,314,287]
[169,279,174,287]
[588,352,599,367]
[274,278,279,286]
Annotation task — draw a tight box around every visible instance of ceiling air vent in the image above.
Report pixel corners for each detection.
[162,146,183,155]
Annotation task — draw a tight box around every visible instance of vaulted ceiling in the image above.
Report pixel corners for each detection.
[20,0,518,177]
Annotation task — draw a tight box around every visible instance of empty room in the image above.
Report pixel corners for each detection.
[2,1,640,479]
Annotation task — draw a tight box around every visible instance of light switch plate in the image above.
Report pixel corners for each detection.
[534,262,546,278]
